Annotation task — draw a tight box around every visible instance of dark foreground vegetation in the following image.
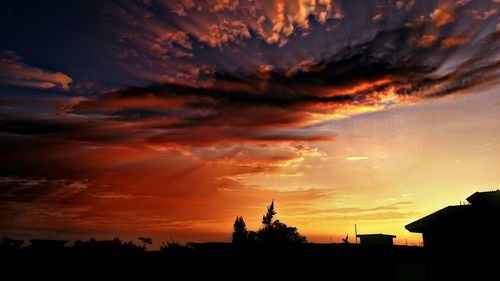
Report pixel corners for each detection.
[1,241,425,280]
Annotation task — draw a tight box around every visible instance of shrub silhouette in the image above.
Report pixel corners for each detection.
[160,240,192,256]
[138,237,153,250]
[232,200,307,248]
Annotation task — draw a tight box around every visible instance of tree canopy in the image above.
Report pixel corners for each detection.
[232,200,307,248]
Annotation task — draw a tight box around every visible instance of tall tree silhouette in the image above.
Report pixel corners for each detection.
[262,200,276,228]
[232,216,249,246]
[257,200,307,246]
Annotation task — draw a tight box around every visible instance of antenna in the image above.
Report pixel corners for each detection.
[354,224,358,244]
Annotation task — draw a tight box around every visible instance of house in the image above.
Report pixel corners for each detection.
[405,190,500,279]
[405,190,500,252]
[356,234,396,246]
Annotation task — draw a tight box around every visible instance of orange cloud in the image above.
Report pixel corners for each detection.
[429,8,455,27]
[212,0,239,12]
[0,50,73,91]
[473,8,498,20]
[441,34,474,49]
[418,34,439,48]
[199,19,251,48]
[372,14,384,22]
[220,0,344,47]
[151,31,193,57]
[268,0,343,45]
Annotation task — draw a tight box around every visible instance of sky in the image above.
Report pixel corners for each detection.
[0,0,499,247]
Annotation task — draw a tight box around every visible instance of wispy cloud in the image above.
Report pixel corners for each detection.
[0,50,73,90]
[346,156,369,161]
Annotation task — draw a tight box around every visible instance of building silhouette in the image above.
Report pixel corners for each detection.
[356,234,396,246]
[405,190,500,250]
[405,190,500,280]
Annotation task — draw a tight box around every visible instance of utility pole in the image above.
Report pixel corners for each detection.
[354,224,358,244]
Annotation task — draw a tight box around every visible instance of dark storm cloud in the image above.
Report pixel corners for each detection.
[57,26,499,145]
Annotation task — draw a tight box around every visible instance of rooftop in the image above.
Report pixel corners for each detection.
[356,234,396,238]
[406,190,500,233]
[466,190,500,207]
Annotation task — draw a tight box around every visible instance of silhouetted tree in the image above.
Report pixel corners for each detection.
[262,200,276,228]
[257,200,307,246]
[138,237,153,250]
[160,240,192,256]
[232,216,249,246]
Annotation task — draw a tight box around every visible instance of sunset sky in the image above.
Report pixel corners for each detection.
[0,0,499,247]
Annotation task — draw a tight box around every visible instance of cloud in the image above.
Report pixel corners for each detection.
[372,14,384,22]
[429,8,455,27]
[257,0,343,46]
[89,192,136,199]
[440,34,474,49]
[395,1,405,10]
[198,19,251,48]
[0,176,88,203]
[405,0,416,11]
[319,211,420,221]
[346,156,368,161]
[169,0,197,16]
[418,34,439,48]
[50,27,498,147]
[158,0,343,48]
[473,8,497,20]
[151,31,193,57]
[294,201,414,215]
[211,0,239,12]
[0,50,73,90]
[456,0,472,6]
